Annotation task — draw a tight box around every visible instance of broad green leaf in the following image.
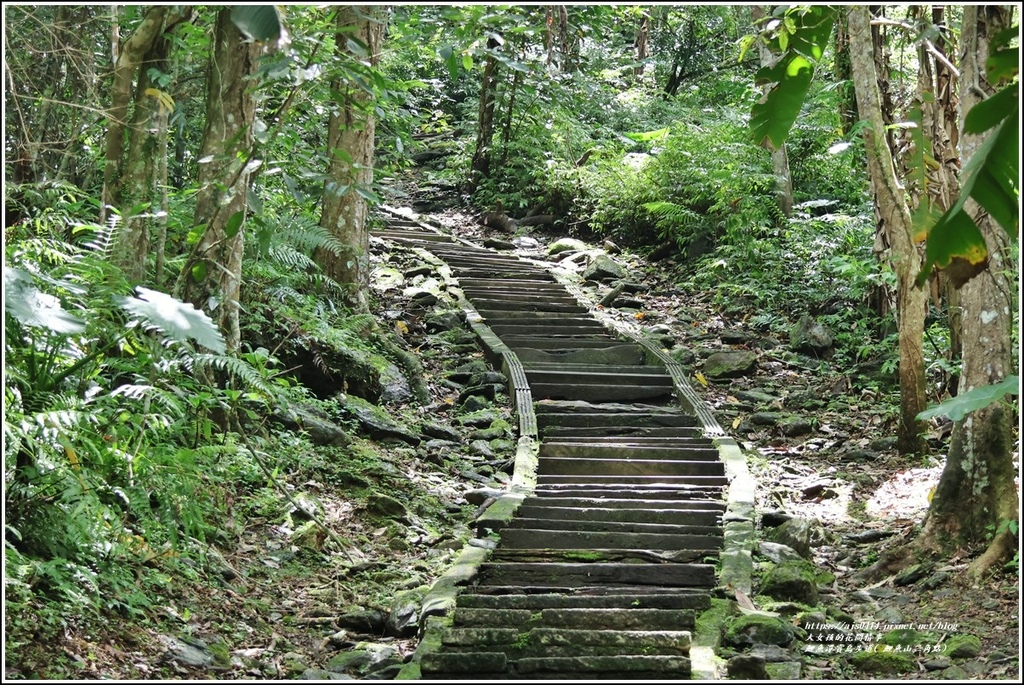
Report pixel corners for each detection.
[987,27,1019,83]
[751,54,813,149]
[345,37,368,58]
[624,127,670,143]
[916,205,988,287]
[917,376,1019,422]
[224,211,245,238]
[192,260,208,282]
[964,82,1018,133]
[230,6,282,42]
[3,267,86,334]
[462,54,473,71]
[119,287,226,353]
[786,6,836,61]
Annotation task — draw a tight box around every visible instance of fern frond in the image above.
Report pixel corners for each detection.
[280,220,347,257]
[267,285,303,303]
[269,244,318,271]
[643,201,703,227]
[109,383,186,419]
[190,353,282,400]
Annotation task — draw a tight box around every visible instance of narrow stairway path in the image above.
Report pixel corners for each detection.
[375,213,749,680]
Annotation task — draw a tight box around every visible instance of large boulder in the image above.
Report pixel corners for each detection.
[790,316,834,357]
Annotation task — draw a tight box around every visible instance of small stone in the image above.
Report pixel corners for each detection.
[760,510,792,528]
[758,541,804,564]
[790,316,834,356]
[874,606,905,623]
[750,643,792,662]
[765,661,803,680]
[723,613,796,647]
[547,237,589,255]
[940,665,969,680]
[366,493,409,520]
[727,654,768,679]
[703,350,758,379]
[582,253,628,282]
[302,668,352,680]
[336,608,387,635]
[513,236,540,249]
[923,656,953,670]
[459,395,491,413]
[759,559,820,605]
[469,440,495,458]
[893,562,933,586]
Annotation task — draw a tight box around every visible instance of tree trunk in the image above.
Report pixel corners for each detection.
[848,6,928,454]
[100,5,167,212]
[176,9,259,352]
[752,5,793,217]
[316,5,385,312]
[833,10,857,135]
[921,4,1018,580]
[469,36,501,194]
[633,11,650,81]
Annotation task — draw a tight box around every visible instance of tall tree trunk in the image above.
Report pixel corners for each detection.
[469,36,500,194]
[833,11,857,135]
[176,9,259,352]
[316,5,385,312]
[848,6,928,454]
[633,10,651,82]
[921,4,1018,580]
[752,5,793,217]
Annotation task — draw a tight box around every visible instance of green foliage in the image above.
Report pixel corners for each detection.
[916,376,1020,422]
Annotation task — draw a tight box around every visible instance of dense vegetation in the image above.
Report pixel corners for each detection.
[3,4,1018,679]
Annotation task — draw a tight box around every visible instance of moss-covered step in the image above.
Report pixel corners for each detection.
[514,654,691,678]
[474,562,715,588]
[523,495,726,509]
[452,607,697,630]
[537,458,724,477]
[540,443,720,460]
[536,474,730,487]
[457,591,711,610]
[535,410,698,429]
[514,504,722,525]
[531,383,675,402]
[497,528,722,551]
[504,516,721,536]
[540,425,702,438]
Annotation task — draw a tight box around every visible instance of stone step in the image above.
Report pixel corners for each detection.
[525,369,674,387]
[457,591,711,610]
[531,383,675,403]
[543,436,714,447]
[498,528,722,551]
[535,410,697,428]
[372,230,453,243]
[474,311,600,323]
[458,277,560,288]
[475,562,715,589]
[515,505,723,526]
[504,337,626,350]
[536,474,730,487]
[523,495,725,509]
[452,606,698,631]
[515,654,690,678]
[466,291,583,306]
[516,345,647,365]
[490,326,612,339]
[419,651,507,676]
[538,458,725,477]
[467,299,590,313]
[504,517,722,537]
[441,627,692,657]
[540,425,703,438]
[540,443,720,460]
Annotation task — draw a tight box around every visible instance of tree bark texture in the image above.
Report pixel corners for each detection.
[316,5,385,312]
[177,9,259,352]
[923,4,1018,578]
[848,6,928,454]
[469,36,500,193]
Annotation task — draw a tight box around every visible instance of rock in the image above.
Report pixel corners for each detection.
[703,350,758,379]
[276,404,351,447]
[869,436,899,451]
[483,237,516,250]
[945,634,981,658]
[302,668,352,680]
[464,487,503,505]
[425,311,463,332]
[734,389,777,405]
[469,440,495,458]
[721,329,754,345]
[582,253,628,282]
[748,411,784,426]
[893,561,934,586]
[760,510,792,527]
[459,395,491,413]
[421,422,461,442]
[386,601,420,638]
[758,541,805,564]
[337,608,387,635]
[406,289,439,307]
[723,613,796,647]
[158,635,215,668]
[342,396,421,445]
[603,239,621,254]
[845,529,893,544]
[457,409,502,427]
[780,417,813,437]
[850,651,914,674]
[765,661,803,680]
[513,236,540,249]
[366,492,409,521]
[769,517,828,558]
[874,606,905,623]
[923,656,953,671]
[750,643,792,662]
[759,559,820,605]
[940,665,969,679]
[547,237,589,255]
[727,654,768,679]
[327,650,372,673]
[458,383,497,403]
[790,316,834,356]
[468,425,507,441]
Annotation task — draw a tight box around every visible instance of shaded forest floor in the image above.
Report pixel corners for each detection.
[5,204,1019,681]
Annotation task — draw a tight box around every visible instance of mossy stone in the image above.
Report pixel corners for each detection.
[723,613,796,647]
[849,650,915,674]
[944,634,981,658]
[759,559,820,605]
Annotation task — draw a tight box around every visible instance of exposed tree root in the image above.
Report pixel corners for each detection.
[967,530,1017,582]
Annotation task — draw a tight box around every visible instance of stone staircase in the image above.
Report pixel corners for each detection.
[374,213,737,680]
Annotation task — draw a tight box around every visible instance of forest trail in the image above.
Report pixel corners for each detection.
[372,214,752,679]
